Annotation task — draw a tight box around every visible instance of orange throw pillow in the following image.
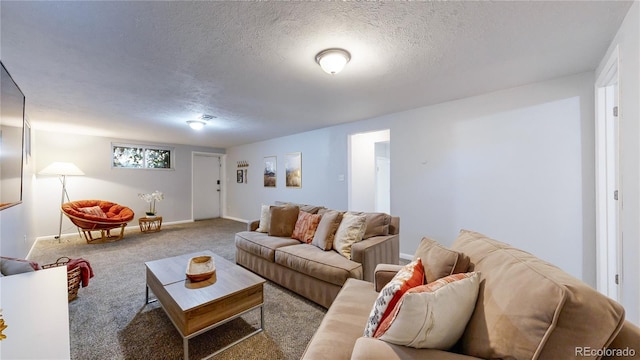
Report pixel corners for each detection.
[291,211,321,243]
[363,258,425,337]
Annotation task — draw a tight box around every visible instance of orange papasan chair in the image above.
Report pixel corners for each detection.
[62,200,135,244]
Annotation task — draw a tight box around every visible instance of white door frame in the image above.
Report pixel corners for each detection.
[191,152,227,220]
[595,46,621,301]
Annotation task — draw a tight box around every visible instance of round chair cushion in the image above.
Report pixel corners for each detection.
[62,200,135,226]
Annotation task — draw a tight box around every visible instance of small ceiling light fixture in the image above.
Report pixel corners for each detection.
[187,114,215,130]
[315,48,351,75]
[187,120,205,130]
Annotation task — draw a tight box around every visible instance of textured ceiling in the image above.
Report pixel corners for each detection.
[0,1,633,148]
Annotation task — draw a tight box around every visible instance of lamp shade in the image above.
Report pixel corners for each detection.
[316,48,351,75]
[39,162,85,176]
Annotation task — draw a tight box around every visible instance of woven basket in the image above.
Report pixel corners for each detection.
[42,257,82,302]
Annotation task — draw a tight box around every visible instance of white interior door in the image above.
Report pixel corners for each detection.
[192,153,221,220]
[604,83,621,301]
[375,141,391,213]
[595,47,621,301]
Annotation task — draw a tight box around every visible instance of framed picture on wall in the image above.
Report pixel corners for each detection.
[285,152,301,188]
[236,169,244,183]
[264,156,277,187]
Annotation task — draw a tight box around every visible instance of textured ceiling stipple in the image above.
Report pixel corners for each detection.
[0,1,633,148]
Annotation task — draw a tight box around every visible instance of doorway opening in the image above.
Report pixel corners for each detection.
[348,129,390,213]
[595,46,621,301]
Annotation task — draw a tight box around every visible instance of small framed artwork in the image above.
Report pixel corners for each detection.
[236,169,244,183]
[264,156,277,187]
[285,152,302,188]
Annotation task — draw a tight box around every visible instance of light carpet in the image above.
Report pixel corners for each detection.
[28,218,327,360]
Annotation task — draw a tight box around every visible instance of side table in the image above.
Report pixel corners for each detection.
[139,216,162,233]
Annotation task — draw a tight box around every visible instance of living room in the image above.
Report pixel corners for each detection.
[1,1,639,358]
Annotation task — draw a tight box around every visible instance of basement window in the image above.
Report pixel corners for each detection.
[112,143,174,169]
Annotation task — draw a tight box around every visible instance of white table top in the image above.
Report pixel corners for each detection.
[0,266,71,359]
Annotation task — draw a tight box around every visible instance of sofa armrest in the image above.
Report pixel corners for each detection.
[247,220,260,231]
[374,264,404,292]
[351,234,399,282]
[603,320,640,360]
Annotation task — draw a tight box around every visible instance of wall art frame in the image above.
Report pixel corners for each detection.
[264,156,277,187]
[285,152,301,188]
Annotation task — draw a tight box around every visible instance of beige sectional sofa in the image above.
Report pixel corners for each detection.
[302,230,640,359]
[235,203,399,308]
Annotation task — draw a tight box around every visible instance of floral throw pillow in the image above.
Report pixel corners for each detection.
[363,258,425,337]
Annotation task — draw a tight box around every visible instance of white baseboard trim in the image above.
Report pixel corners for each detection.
[399,252,413,261]
[223,216,249,223]
[165,219,194,226]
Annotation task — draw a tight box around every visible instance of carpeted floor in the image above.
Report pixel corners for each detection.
[28,218,326,360]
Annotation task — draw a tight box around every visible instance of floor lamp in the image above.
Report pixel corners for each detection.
[39,162,85,241]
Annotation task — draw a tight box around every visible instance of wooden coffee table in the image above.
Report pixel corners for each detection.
[145,251,266,360]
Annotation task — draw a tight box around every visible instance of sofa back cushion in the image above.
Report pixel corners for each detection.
[451,230,625,360]
[268,205,300,237]
[357,212,391,239]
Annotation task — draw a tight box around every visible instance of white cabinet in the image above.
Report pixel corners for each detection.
[0,266,71,359]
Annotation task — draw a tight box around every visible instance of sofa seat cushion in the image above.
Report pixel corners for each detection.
[451,229,626,360]
[275,244,363,286]
[351,337,482,360]
[235,231,300,262]
[302,278,378,360]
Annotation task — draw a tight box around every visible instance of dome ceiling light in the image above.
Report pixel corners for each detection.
[187,114,215,130]
[315,48,351,75]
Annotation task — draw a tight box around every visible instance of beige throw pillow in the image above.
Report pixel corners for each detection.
[414,237,470,283]
[255,204,271,233]
[375,272,480,349]
[268,205,300,237]
[362,212,391,239]
[333,212,367,259]
[312,210,343,250]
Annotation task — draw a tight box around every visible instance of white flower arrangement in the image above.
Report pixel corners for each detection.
[138,190,164,216]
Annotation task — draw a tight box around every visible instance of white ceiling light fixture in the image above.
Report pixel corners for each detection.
[187,120,205,130]
[187,114,215,130]
[315,48,351,75]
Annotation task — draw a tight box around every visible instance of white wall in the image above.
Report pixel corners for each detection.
[227,72,596,287]
[596,1,640,325]
[0,149,36,258]
[33,130,224,239]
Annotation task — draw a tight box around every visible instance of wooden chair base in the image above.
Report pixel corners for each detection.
[79,224,126,244]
